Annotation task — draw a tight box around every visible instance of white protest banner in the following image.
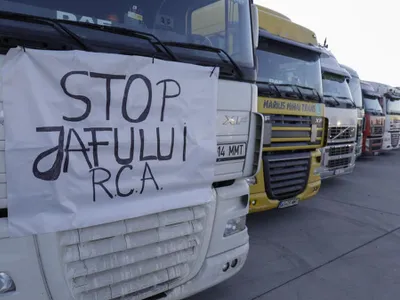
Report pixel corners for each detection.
[1,47,218,237]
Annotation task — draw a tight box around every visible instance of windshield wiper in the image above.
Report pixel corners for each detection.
[159,42,243,79]
[257,80,282,98]
[275,84,322,102]
[323,94,341,107]
[0,11,178,61]
[336,96,356,108]
[0,10,92,50]
[366,109,381,115]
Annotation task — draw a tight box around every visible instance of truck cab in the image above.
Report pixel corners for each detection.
[360,81,385,154]
[341,64,364,158]
[318,48,357,179]
[0,1,263,299]
[249,6,327,212]
[365,82,400,151]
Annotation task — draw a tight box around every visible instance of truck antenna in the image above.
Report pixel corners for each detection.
[323,38,328,48]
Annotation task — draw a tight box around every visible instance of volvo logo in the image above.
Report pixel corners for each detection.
[223,116,248,126]
[331,126,350,140]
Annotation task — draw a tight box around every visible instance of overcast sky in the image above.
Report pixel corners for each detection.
[255,0,399,87]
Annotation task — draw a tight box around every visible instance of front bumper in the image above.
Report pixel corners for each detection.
[381,132,400,151]
[363,136,383,155]
[249,151,321,213]
[249,177,320,213]
[318,143,356,180]
[318,163,355,179]
[166,243,248,300]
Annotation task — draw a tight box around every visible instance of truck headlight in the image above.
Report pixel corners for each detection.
[0,272,15,294]
[224,216,246,237]
[245,177,257,185]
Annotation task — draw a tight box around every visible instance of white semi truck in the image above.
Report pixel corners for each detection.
[365,82,400,151]
[317,48,357,179]
[0,1,263,300]
[341,64,364,159]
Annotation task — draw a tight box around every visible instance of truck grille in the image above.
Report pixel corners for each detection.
[329,146,353,156]
[59,205,208,300]
[390,122,400,130]
[263,153,310,200]
[265,114,323,148]
[328,126,356,141]
[370,138,383,151]
[371,126,384,136]
[328,145,352,156]
[327,157,351,169]
[391,133,399,147]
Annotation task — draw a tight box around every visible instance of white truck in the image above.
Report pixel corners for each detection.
[0,1,263,300]
[341,64,364,159]
[365,82,400,151]
[317,48,357,179]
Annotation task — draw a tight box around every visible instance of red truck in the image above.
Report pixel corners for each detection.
[360,81,385,154]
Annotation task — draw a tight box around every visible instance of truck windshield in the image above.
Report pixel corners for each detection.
[0,0,255,79]
[387,99,400,115]
[256,38,322,101]
[322,72,354,108]
[363,96,383,114]
[348,77,363,108]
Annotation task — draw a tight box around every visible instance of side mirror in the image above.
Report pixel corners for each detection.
[251,4,259,49]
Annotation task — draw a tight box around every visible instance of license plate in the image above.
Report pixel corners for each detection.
[217,143,246,162]
[278,198,299,209]
[334,168,345,175]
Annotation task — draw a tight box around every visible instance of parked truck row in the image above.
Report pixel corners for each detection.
[0,1,398,300]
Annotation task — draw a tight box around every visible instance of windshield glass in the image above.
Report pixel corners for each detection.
[348,77,363,108]
[322,72,354,107]
[363,96,383,114]
[1,0,254,72]
[387,99,400,115]
[256,38,322,95]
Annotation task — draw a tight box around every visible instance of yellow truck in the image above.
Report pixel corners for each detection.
[248,6,328,212]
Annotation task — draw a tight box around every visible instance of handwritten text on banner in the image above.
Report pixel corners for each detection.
[1,47,218,236]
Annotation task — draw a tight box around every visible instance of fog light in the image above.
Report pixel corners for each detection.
[0,272,15,294]
[231,259,238,268]
[313,167,321,175]
[224,216,246,237]
[245,177,257,185]
[251,200,257,206]
[222,262,230,272]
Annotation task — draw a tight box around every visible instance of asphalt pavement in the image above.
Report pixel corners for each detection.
[189,150,400,300]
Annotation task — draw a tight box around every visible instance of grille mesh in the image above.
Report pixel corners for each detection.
[263,153,310,200]
[265,114,323,147]
[371,126,383,136]
[328,146,352,156]
[328,126,356,140]
[59,205,207,300]
[391,133,399,147]
[327,157,351,169]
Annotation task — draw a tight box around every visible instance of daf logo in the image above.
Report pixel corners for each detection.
[223,116,248,126]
